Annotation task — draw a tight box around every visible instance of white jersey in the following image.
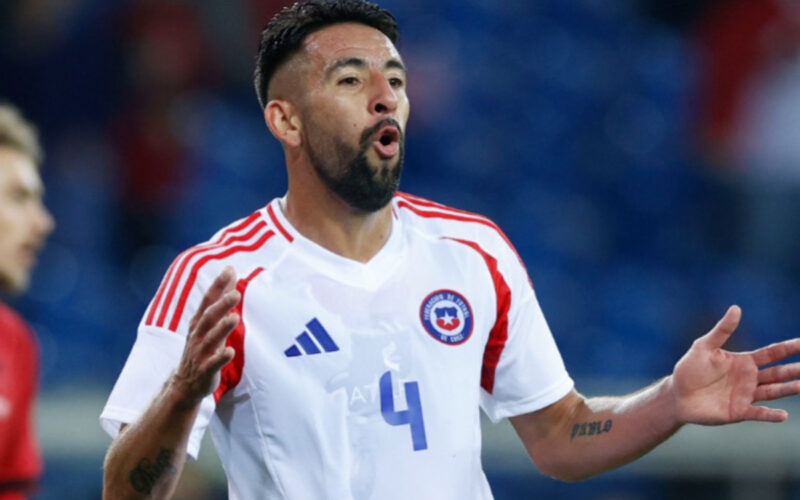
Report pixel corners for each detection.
[101,193,574,500]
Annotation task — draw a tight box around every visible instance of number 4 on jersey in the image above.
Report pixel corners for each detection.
[379,371,428,451]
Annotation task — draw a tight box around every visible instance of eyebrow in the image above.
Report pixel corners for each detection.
[324,57,407,79]
[384,59,406,73]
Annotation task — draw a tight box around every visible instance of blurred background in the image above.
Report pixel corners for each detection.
[2,0,800,498]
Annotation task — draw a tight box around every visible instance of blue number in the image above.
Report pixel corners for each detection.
[379,371,427,451]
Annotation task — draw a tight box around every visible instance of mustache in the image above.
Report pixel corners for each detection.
[359,118,403,146]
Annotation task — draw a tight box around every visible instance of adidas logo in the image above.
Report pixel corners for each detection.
[284,318,340,357]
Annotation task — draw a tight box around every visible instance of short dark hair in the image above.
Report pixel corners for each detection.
[254,0,399,108]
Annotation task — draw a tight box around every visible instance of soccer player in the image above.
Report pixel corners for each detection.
[0,104,55,499]
[100,1,800,498]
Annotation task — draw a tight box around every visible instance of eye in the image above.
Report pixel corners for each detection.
[10,188,28,203]
[338,76,360,86]
[389,77,404,89]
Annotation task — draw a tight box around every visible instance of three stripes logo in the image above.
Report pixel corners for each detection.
[284,318,339,357]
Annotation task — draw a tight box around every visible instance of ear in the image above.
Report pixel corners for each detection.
[264,100,302,148]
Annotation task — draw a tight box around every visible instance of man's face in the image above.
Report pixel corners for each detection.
[295,22,410,212]
[0,147,54,293]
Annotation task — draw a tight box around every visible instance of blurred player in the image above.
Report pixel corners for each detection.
[101,1,800,498]
[0,104,54,499]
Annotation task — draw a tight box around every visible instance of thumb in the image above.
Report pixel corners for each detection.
[696,305,741,350]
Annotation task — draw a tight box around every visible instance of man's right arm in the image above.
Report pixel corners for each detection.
[102,268,240,500]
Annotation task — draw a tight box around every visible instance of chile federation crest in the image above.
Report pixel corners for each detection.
[420,289,474,345]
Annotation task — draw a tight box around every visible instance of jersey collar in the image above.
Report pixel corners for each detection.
[264,197,405,289]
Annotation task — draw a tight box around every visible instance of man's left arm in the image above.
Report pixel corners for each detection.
[511,305,800,481]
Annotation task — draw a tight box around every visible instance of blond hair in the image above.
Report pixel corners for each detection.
[0,103,43,166]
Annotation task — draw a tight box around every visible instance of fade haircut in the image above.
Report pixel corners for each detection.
[254,0,399,108]
[0,104,42,166]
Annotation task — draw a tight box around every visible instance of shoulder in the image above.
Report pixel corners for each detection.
[0,302,31,337]
[393,192,522,261]
[174,207,279,279]
[143,204,289,332]
[0,302,36,357]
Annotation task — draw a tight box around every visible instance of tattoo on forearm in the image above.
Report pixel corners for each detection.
[570,419,613,440]
[129,448,176,494]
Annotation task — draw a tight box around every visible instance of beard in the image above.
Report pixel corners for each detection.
[306,118,404,213]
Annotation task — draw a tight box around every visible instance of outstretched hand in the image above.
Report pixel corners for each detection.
[171,267,240,408]
[672,305,800,425]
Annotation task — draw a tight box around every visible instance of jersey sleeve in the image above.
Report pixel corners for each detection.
[476,229,574,423]
[99,263,217,460]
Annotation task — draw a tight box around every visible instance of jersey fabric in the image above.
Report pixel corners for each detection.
[0,302,42,499]
[101,193,574,500]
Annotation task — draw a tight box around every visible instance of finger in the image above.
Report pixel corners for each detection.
[193,290,241,339]
[696,305,741,350]
[200,313,240,354]
[190,267,236,330]
[751,338,800,367]
[205,345,236,374]
[758,362,800,384]
[197,267,237,313]
[753,380,800,402]
[741,405,788,423]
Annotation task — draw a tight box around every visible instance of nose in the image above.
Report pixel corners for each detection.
[368,72,398,116]
[36,203,55,236]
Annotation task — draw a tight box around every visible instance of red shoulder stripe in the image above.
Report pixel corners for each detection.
[266,203,294,242]
[396,195,532,285]
[145,212,262,326]
[397,192,494,222]
[155,219,266,328]
[445,237,511,394]
[214,266,265,402]
[167,230,275,332]
[396,199,496,228]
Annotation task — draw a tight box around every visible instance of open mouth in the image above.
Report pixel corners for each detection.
[373,126,400,159]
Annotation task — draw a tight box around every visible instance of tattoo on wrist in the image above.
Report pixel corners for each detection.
[129,448,176,494]
[570,419,613,440]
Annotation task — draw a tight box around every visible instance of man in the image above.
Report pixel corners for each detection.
[0,104,54,499]
[100,1,800,498]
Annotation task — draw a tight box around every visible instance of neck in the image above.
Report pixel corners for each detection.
[282,178,393,264]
